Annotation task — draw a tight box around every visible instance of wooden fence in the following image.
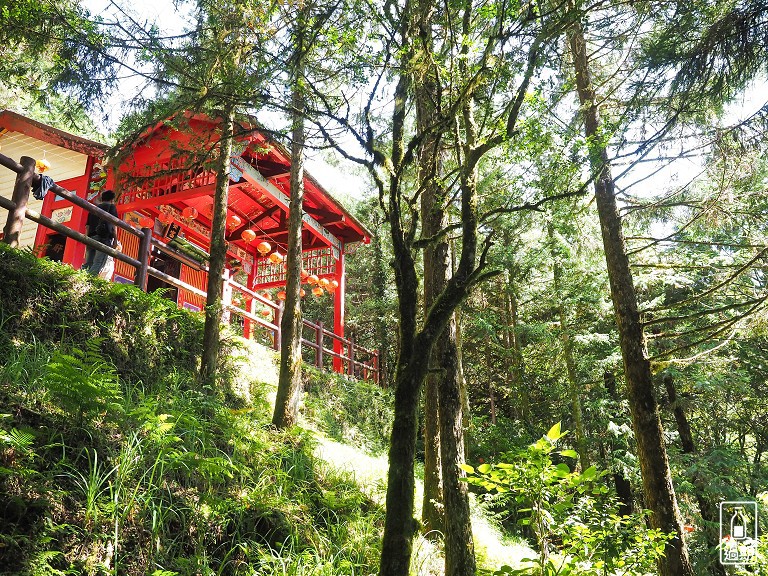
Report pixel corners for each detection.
[0,153,380,385]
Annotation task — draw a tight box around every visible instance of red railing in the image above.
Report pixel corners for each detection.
[224,279,380,384]
[119,158,217,206]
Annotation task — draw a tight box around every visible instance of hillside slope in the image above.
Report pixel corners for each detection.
[0,245,530,575]
[0,245,385,575]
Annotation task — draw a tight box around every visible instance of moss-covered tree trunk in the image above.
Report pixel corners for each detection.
[273,8,307,429]
[439,312,475,576]
[603,371,634,516]
[371,214,391,386]
[415,5,446,533]
[567,16,694,576]
[200,106,235,385]
[502,264,529,423]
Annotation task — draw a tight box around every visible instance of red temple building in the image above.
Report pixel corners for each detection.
[0,110,376,380]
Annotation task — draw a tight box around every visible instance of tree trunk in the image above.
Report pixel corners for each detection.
[439,312,476,576]
[567,18,694,576]
[503,272,529,423]
[663,374,726,576]
[454,293,471,434]
[273,14,306,428]
[422,373,444,536]
[200,105,235,385]
[663,374,694,454]
[416,23,446,532]
[380,336,432,576]
[548,221,589,470]
[379,26,424,567]
[487,351,497,425]
[379,0,487,571]
[371,214,390,386]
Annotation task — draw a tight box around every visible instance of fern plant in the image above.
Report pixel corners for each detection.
[43,339,123,425]
[0,424,37,479]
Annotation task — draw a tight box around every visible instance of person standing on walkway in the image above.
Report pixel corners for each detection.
[82,189,119,278]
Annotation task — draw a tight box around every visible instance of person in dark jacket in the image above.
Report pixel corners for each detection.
[82,189,119,277]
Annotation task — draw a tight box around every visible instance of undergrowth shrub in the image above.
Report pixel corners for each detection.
[465,423,671,576]
[0,243,203,384]
[303,366,392,454]
[0,247,385,575]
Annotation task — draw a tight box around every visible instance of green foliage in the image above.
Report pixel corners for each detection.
[0,243,204,384]
[466,415,534,464]
[0,424,37,480]
[0,246,384,576]
[43,340,123,425]
[465,424,671,575]
[303,366,393,454]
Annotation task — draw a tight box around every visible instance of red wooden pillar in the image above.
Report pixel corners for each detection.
[273,301,282,351]
[134,227,152,291]
[332,249,346,372]
[40,156,94,269]
[243,265,256,338]
[221,268,232,324]
[316,321,324,369]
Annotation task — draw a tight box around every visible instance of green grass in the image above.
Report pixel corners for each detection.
[302,366,392,455]
[0,334,386,576]
[0,245,384,576]
[0,243,535,576]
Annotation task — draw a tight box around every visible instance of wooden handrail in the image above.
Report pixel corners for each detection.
[224,302,278,331]
[229,279,280,310]
[0,151,141,240]
[151,237,209,272]
[302,317,378,356]
[0,194,143,267]
[224,301,380,383]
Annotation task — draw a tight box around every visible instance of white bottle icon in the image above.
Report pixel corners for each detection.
[731,506,748,540]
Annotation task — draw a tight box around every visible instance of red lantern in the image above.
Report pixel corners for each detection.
[277,290,287,301]
[312,286,324,297]
[307,274,319,285]
[158,212,173,225]
[227,214,242,229]
[138,216,154,229]
[182,206,198,220]
[260,308,271,317]
[257,241,271,255]
[261,292,272,301]
[241,229,257,243]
